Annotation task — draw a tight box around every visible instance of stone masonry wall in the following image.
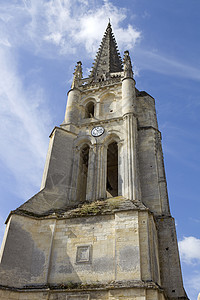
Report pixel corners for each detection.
[0,208,162,289]
[0,287,166,300]
[156,216,187,299]
[0,214,53,287]
[138,128,162,214]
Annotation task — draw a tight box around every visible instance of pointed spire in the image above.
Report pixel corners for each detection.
[71,61,82,89]
[90,22,123,82]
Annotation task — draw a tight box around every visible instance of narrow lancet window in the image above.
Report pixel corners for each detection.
[85,102,94,118]
[77,144,89,202]
[106,141,118,197]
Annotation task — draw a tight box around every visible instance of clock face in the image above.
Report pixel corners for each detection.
[91,126,104,137]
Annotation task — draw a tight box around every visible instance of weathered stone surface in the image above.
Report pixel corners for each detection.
[0,22,188,300]
[156,216,188,299]
[0,285,167,300]
[0,208,162,287]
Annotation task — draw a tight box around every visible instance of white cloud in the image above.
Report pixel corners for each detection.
[179,237,200,297]
[73,1,140,54]
[1,0,199,83]
[0,47,51,198]
[179,236,200,265]
[0,0,141,58]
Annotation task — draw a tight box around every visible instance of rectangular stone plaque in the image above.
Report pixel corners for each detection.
[76,245,91,263]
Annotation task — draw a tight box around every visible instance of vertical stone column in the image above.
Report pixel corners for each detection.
[64,88,81,124]
[68,146,80,204]
[121,51,140,200]
[156,133,170,215]
[122,78,136,115]
[122,50,136,116]
[86,146,96,201]
[95,101,101,118]
[123,114,140,200]
[118,141,123,196]
[95,143,107,200]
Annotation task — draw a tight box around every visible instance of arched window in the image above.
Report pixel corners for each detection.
[85,102,94,118]
[106,141,118,197]
[77,144,90,202]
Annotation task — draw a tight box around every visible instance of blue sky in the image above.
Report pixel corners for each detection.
[0,0,200,299]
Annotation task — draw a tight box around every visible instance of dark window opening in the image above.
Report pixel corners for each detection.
[85,102,94,118]
[106,141,118,197]
[78,145,89,202]
[99,75,105,82]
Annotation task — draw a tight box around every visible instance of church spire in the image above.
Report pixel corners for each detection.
[90,22,123,82]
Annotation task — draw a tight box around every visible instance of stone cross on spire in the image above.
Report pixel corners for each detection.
[90,22,123,82]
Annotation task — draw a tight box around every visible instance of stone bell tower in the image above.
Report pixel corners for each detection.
[0,22,188,300]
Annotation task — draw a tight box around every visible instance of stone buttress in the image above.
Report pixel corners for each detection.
[0,22,188,300]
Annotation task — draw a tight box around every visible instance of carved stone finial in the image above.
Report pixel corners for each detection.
[71,61,83,88]
[123,50,133,79]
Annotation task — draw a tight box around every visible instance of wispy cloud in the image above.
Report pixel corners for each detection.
[187,271,200,296]
[0,47,51,198]
[179,236,200,265]
[0,0,142,196]
[189,218,200,224]
[135,49,200,81]
[3,0,198,83]
[0,215,5,245]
